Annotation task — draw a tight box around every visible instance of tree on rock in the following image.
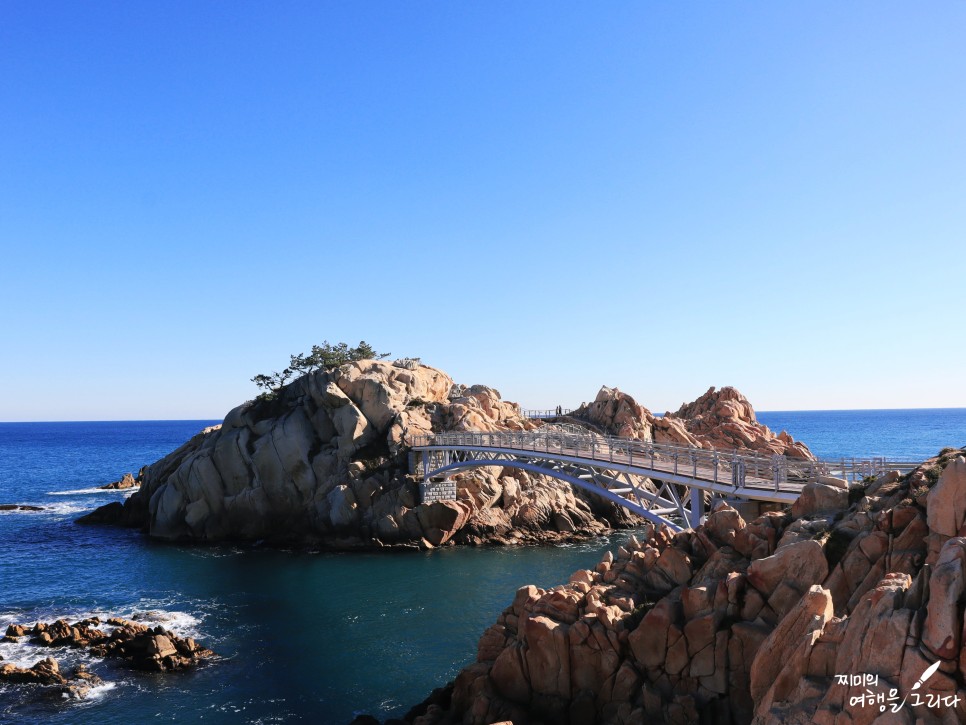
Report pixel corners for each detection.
[252,340,390,399]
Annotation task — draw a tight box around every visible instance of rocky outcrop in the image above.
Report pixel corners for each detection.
[3,617,214,673]
[574,386,655,440]
[573,386,814,460]
[671,386,814,460]
[0,616,214,699]
[0,504,44,512]
[99,471,140,490]
[79,360,636,547]
[0,656,103,700]
[404,446,966,725]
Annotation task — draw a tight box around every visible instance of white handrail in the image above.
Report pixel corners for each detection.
[407,430,919,489]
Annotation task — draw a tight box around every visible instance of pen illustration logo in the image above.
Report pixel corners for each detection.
[911,660,942,692]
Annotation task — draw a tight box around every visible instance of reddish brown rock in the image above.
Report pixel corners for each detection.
[704,503,747,547]
[790,482,849,519]
[923,537,966,660]
[100,471,140,489]
[749,585,834,705]
[571,385,816,461]
[0,657,66,686]
[927,456,966,537]
[669,386,814,460]
[523,615,571,699]
[746,539,828,603]
[574,386,655,440]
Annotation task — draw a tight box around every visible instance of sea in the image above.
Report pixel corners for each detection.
[1,409,965,724]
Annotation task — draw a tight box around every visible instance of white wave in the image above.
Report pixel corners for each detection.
[46,487,135,496]
[0,633,101,671]
[79,681,118,701]
[0,604,205,658]
[0,500,116,517]
[35,501,98,517]
[126,608,202,638]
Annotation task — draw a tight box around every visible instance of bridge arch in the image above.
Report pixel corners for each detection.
[409,430,918,532]
[422,457,688,530]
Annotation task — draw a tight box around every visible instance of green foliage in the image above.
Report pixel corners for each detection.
[625,594,658,630]
[820,528,854,570]
[847,484,867,506]
[251,340,390,400]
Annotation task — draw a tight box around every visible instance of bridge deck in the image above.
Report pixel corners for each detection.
[408,430,920,530]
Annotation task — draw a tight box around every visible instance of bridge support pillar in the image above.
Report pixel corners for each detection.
[689,488,704,529]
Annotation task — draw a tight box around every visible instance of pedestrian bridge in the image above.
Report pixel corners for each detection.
[408,429,920,532]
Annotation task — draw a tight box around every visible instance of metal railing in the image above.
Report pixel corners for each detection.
[407,430,921,493]
[522,408,573,419]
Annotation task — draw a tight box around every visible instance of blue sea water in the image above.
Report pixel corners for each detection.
[1,411,964,724]
[756,408,966,461]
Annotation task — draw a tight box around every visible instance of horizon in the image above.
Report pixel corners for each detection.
[5,405,966,425]
[3,2,965,420]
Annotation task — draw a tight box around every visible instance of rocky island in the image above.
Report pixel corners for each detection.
[78,359,807,552]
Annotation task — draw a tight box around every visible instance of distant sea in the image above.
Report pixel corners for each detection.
[1,409,964,724]
[755,408,966,461]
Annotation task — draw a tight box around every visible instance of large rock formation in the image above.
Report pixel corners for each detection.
[79,360,636,547]
[404,447,966,725]
[573,386,814,460]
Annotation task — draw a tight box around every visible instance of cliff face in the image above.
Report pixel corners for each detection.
[410,448,966,725]
[80,360,635,546]
[574,386,814,460]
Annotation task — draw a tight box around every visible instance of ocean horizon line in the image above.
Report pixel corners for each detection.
[2,406,966,425]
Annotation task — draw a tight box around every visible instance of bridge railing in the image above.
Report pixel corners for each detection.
[407,430,921,492]
[522,409,574,419]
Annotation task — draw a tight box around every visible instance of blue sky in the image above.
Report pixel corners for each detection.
[1,2,964,421]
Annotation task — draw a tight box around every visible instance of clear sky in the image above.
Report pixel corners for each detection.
[1,2,964,421]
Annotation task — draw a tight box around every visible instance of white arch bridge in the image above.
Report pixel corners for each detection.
[408,429,920,532]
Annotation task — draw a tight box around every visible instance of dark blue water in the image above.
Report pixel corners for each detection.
[0,422,639,724]
[1,412,964,724]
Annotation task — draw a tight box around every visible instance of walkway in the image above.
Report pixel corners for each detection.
[408,428,920,531]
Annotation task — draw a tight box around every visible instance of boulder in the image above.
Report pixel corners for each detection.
[749,585,834,704]
[927,456,966,537]
[790,483,848,519]
[100,472,139,489]
[746,539,828,603]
